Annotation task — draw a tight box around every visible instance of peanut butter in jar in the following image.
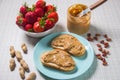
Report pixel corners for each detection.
[67,4,91,35]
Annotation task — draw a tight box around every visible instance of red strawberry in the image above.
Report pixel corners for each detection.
[45,19,55,31]
[19,3,29,16]
[33,21,45,32]
[35,0,46,9]
[16,16,22,26]
[45,5,56,13]
[20,6,27,16]
[33,18,45,32]
[16,16,27,27]
[25,11,37,24]
[47,12,58,23]
[35,8,44,17]
[37,17,41,21]
[24,24,33,32]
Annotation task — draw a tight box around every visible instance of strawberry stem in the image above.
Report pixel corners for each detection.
[39,17,45,28]
[19,13,23,17]
[48,18,54,22]
[23,2,31,12]
[24,2,27,7]
[53,4,57,11]
[28,29,33,32]
[18,17,23,24]
[31,4,35,11]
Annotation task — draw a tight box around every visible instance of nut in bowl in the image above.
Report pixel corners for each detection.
[16,0,59,38]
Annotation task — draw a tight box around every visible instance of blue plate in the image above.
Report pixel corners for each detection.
[33,32,95,80]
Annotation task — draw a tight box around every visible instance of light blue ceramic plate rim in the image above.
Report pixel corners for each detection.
[33,32,95,80]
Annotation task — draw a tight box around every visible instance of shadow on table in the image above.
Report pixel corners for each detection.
[23,23,66,47]
[86,24,106,35]
[89,24,104,33]
[24,36,40,46]
[82,24,107,40]
[38,56,97,80]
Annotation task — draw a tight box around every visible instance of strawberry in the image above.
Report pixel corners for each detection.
[35,0,46,9]
[33,18,45,32]
[25,11,37,24]
[45,19,55,31]
[45,5,56,13]
[37,17,41,21]
[47,12,58,23]
[24,24,33,32]
[16,16,22,26]
[16,16,27,27]
[34,8,44,17]
[16,1,59,33]
[19,3,29,16]
[20,6,27,16]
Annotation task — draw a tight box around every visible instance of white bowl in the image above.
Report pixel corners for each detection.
[19,25,56,38]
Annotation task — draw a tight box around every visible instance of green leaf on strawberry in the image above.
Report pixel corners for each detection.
[39,17,45,28]
[31,4,36,12]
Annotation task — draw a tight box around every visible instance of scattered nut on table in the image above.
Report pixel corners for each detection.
[10,46,15,57]
[19,66,25,79]
[20,59,30,72]
[21,43,27,53]
[87,33,112,66]
[15,51,23,62]
[26,72,36,80]
[9,58,16,71]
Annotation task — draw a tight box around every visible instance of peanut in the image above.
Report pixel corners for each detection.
[21,43,27,53]
[103,34,108,38]
[19,66,25,79]
[104,42,109,48]
[93,36,98,41]
[87,37,93,41]
[96,44,102,48]
[100,40,104,44]
[15,51,23,61]
[10,46,15,57]
[9,58,16,71]
[26,72,36,80]
[102,58,108,66]
[106,38,112,42]
[96,54,103,60]
[98,47,102,52]
[95,33,101,36]
[87,33,91,37]
[20,59,29,72]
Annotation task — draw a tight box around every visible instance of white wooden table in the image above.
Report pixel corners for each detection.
[0,0,120,80]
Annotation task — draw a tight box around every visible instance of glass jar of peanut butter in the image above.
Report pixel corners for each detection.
[67,4,91,35]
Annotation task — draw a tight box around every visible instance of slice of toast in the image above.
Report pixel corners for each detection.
[51,34,74,50]
[51,34,86,56]
[40,49,75,71]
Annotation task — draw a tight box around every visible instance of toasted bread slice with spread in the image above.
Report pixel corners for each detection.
[40,49,75,71]
[51,34,85,56]
[51,34,74,50]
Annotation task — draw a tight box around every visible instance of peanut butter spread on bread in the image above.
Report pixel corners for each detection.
[41,49,75,71]
[51,34,85,56]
